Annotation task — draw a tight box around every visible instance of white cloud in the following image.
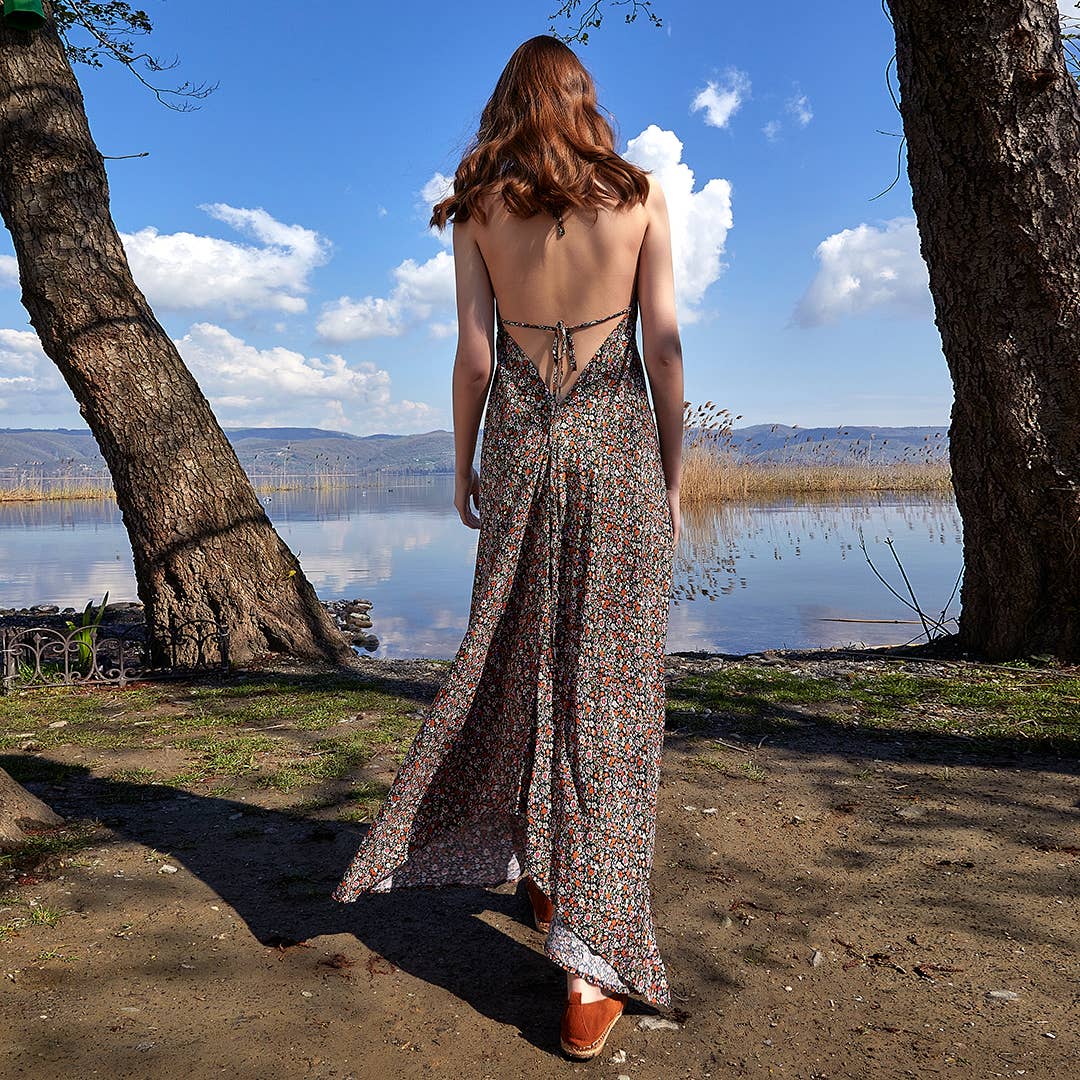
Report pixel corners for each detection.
[787,93,813,127]
[0,255,18,287]
[316,296,403,342]
[794,216,932,327]
[0,328,64,415]
[762,120,782,142]
[421,172,454,207]
[120,204,329,317]
[421,171,455,248]
[690,69,751,129]
[623,124,734,321]
[1059,1,1079,21]
[317,249,455,343]
[175,322,438,433]
[428,321,457,339]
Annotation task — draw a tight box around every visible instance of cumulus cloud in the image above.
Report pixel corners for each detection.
[421,171,455,247]
[0,328,64,415]
[623,124,734,321]
[317,249,455,343]
[121,203,329,317]
[175,322,438,433]
[0,255,18,287]
[421,172,454,208]
[794,216,932,327]
[690,69,751,129]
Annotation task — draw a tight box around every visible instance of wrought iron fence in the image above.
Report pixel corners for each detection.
[0,619,230,694]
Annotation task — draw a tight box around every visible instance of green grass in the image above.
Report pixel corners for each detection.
[0,819,103,877]
[0,674,420,753]
[669,663,1080,755]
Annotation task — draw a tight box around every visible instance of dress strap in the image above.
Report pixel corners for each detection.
[498,303,633,398]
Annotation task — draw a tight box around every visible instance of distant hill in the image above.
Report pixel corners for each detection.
[722,424,950,464]
[0,422,951,476]
[0,425,470,478]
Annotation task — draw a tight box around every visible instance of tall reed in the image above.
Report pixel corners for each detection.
[680,402,953,501]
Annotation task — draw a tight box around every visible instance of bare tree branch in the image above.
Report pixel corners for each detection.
[50,0,216,109]
[547,0,662,44]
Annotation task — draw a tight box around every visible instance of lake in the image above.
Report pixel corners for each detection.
[0,475,963,658]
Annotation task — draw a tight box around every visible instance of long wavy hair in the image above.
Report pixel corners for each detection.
[429,35,651,230]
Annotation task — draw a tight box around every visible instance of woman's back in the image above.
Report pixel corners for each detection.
[471,180,652,400]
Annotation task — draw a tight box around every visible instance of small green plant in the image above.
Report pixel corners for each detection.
[63,591,110,672]
[739,758,768,782]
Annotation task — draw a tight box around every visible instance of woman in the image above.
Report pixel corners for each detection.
[331,34,683,1061]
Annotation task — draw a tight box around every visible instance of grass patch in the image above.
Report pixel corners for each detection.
[0,818,103,878]
[0,674,423,760]
[256,715,420,793]
[338,779,392,823]
[670,663,1080,755]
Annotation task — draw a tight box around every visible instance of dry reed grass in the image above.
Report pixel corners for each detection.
[680,401,953,502]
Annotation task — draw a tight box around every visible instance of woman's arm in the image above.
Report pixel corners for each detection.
[636,175,684,538]
[450,216,496,528]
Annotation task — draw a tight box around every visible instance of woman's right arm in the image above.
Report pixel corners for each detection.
[637,175,684,538]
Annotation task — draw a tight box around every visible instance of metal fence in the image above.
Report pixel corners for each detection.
[0,619,230,694]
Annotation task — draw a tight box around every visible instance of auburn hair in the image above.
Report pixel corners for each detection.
[429,35,651,230]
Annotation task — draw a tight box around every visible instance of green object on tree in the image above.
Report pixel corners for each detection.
[2,0,46,30]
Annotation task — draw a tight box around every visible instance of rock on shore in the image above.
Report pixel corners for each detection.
[0,597,380,653]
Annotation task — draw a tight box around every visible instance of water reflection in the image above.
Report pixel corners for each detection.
[0,477,962,658]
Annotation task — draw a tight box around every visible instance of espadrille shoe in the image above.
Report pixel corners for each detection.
[559,990,627,1060]
[523,875,554,933]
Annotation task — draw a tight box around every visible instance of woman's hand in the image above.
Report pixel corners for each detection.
[667,486,680,547]
[456,466,482,529]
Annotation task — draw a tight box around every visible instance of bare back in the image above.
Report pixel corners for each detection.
[472,185,649,402]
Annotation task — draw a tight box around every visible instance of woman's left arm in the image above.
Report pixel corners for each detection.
[450,217,496,528]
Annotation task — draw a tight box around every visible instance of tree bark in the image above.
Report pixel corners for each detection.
[889,0,1080,660]
[0,767,63,852]
[0,8,354,667]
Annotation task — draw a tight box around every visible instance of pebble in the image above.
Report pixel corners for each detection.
[158,865,178,874]
[610,1049,627,1063]
[986,989,1020,1000]
[638,1016,680,1031]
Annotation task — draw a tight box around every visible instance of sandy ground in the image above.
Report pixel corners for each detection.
[2,651,1078,1080]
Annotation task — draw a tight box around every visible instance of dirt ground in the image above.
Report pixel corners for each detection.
[1,649,1078,1080]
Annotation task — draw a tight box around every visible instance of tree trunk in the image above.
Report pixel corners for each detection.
[0,767,64,852]
[889,0,1080,660]
[0,8,354,667]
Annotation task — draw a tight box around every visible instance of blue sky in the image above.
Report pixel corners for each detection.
[7,0,1054,435]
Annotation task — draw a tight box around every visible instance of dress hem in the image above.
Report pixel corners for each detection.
[328,866,670,1010]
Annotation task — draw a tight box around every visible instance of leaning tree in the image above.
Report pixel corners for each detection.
[886,0,1080,659]
[550,0,1080,661]
[0,2,355,670]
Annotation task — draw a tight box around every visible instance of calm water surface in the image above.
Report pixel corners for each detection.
[0,476,963,658]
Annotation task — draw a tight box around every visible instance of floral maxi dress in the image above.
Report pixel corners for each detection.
[331,290,676,1008]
